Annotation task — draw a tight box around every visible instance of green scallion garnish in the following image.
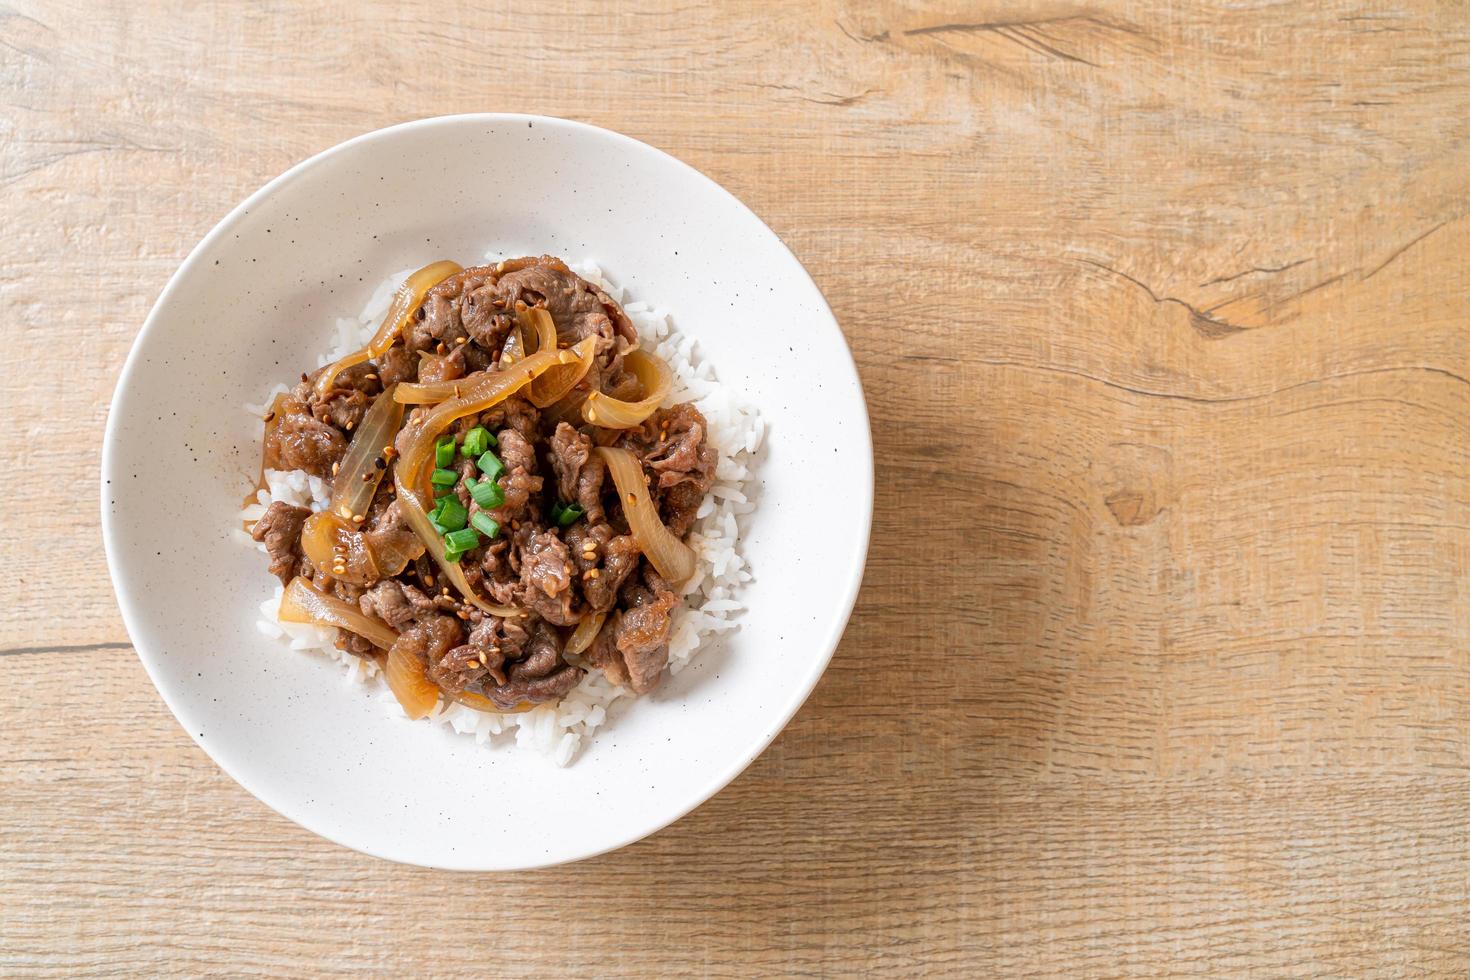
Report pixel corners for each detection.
[443,527,480,554]
[435,495,468,532]
[551,501,585,527]
[430,467,459,488]
[470,512,500,539]
[476,449,504,482]
[461,426,490,458]
[435,436,456,469]
[469,477,504,510]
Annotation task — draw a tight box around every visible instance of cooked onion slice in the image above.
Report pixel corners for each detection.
[595,446,697,586]
[299,511,377,585]
[521,306,557,354]
[565,610,607,655]
[315,259,461,396]
[529,335,597,408]
[278,576,398,650]
[330,383,404,522]
[541,387,591,428]
[394,378,467,405]
[445,690,534,715]
[582,350,672,429]
[384,637,439,720]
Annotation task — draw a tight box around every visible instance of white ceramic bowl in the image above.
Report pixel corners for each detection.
[102,114,871,870]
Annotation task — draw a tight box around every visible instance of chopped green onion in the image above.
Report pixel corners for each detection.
[551,501,585,527]
[476,449,504,482]
[435,436,456,469]
[469,478,504,510]
[430,467,459,488]
[470,512,500,539]
[443,547,465,563]
[443,527,481,554]
[435,495,468,532]
[461,426,490,458]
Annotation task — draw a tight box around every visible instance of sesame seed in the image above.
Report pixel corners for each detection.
[365,373,378,381]
[424,574,434,586]
[361,471,373,482]
[374,457,386,469]
[331,461,340,475]
[626,493,636,506]
[345,420,355,430]
[351,513,364,523]
[478,650,486,665]
[456,336,467,344]
[262,411,275,423]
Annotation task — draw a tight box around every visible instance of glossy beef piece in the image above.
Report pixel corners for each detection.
[296,361,381,432]
[358,579,457,630]
[394,614,463,672]
[589,564,679,693]
[362,490,423,569]
[564,522,641,612]
[476,538,521,606]
[492,255,637,349]
[517,528,578,625]
[417,346,466,384]
[250,501,311,585]
[477,395,541,445]
[376,345,416,386]
[335,629,377,660]
[616,404,717,536]
[547,422,607,523]
[409,266,515,353]
[485,618,583,709]
[266,396,347,478]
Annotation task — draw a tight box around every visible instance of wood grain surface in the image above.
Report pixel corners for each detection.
[4,0,1470,975]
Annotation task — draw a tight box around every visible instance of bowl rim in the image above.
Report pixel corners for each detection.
[101,112,873,869]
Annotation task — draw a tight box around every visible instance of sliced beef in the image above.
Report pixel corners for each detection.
[418,346,466,384]
[267,397,347,477]
[483,428,543,525]
[376,345,416,386]
[564,522,641,612]
[491,255,636,350]
[485,618,583,709]
[477,396,541,445]
[250,501,311,585]
[394,614,463,671]
[362,493,424,572]
[616,404,717,535]
[590,564,679,693]
[517,529,578,625]
[477,538,521,606]
[409,266,516,354]
[428,642,489,695]
[335,629,377,659]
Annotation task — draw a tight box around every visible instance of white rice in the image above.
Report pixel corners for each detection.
[237,257,761,766]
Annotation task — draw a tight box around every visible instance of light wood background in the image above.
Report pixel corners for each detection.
[4,0,1469,975]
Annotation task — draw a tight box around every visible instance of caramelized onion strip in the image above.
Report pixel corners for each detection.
[595,446,697,586]
[315,260,461,396]
[582,350,672,429]
[278,576,398,650]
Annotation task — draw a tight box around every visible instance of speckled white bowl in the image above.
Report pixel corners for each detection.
[102,114,870,870]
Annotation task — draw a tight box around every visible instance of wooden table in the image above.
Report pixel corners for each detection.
[4,1,1469,975]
